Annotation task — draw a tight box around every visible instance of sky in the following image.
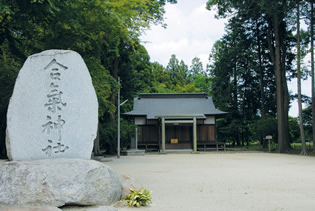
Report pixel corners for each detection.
[140,0,312,117]
[140,0,226,69]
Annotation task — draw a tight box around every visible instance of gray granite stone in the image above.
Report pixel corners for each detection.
[6,50,98,161]
[62,206,118,211]
[0,207,62,211]
[0,159,122,208]
[120,174,143,199]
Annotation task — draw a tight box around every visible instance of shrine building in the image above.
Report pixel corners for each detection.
[124,93,227,153]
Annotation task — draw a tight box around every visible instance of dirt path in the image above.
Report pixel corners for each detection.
[104,152,315,211]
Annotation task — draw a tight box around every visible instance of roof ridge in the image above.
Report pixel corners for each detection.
[138,92,208,99]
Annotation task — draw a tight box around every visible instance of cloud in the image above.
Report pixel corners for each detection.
[140,0,227,69]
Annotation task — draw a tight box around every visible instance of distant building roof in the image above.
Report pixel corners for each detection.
[124,93,227,119]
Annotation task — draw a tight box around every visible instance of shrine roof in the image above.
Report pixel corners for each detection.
[124,93,227,119]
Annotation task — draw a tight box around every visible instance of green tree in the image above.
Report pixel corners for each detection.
[188,57,212,94]
[190,57,204,77]
[296,0,307,154]
[166,54,188,86]
[306,0,315,152]
[207,0,297,152]
[191,73,212,95]
[302,104,313,142]
[250,117,278,147]
[208,18,266,146]
[0,0,176,156]
[151,62,174,92]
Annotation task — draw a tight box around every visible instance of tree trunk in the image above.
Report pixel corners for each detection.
[236,132,241,146]
[256,19,266,147]
[273,15,287,152]
[297,0,307,154]
[109,57,121,124]
[282,71,290,148]
[257,33,265,119]
[310,0,315,152]
[93,123,101,155]
[281,38,291,150]
[233,62,238,109]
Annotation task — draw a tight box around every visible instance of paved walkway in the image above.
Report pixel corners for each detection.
[104,152,315,211]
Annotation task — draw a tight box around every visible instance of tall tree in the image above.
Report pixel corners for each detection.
[296,0,307,154]
[208,19,262,146]
[166,54,188,86]
[151,62,174,92]
[310,0,315,152]
[207,0,296,152]
[190,57,204,76]
[297,0,314,151]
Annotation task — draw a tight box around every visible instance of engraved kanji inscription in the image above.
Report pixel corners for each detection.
[44,59,68,71]
[42,115,53,134]
[45,91,67,113]
[54,115,65,141]
[42,139,53,157]
[53,143,69,153]
[42,58,69,157]
[42,139,69,157]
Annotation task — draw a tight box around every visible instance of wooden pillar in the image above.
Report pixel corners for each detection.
[193,116,197,153]
[161,117,166,153]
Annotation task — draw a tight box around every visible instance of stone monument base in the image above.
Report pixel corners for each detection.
[0,159,122,208]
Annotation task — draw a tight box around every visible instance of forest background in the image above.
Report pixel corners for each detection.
[0,0,314,158]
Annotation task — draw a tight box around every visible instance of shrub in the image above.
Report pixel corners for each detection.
[124,188,152,207]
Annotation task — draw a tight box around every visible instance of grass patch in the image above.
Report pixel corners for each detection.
[226,142,277,151]
[291,142,313,151]
[226,142,315,154]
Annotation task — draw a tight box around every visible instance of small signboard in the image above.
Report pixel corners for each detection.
[171,138,178,144]
[265,135,272,152]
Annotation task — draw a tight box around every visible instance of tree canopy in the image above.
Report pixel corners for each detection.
[207,0,314,152]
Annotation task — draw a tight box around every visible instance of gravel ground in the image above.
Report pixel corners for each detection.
[104,152,315,211]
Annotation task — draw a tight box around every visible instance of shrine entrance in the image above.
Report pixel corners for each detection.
[156,114,204,153]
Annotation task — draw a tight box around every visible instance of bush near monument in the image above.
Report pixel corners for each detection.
[123,188,152,207]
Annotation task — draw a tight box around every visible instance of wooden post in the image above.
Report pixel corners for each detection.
[161,117,166,153]
[135,127,138,150]
[193,116,197,153]
[266,135,272,153]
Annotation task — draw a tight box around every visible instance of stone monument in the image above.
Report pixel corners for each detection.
[6,50,98,160]
[1,50,122,209]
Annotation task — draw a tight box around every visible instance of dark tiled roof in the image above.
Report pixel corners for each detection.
[124,93,226,119]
